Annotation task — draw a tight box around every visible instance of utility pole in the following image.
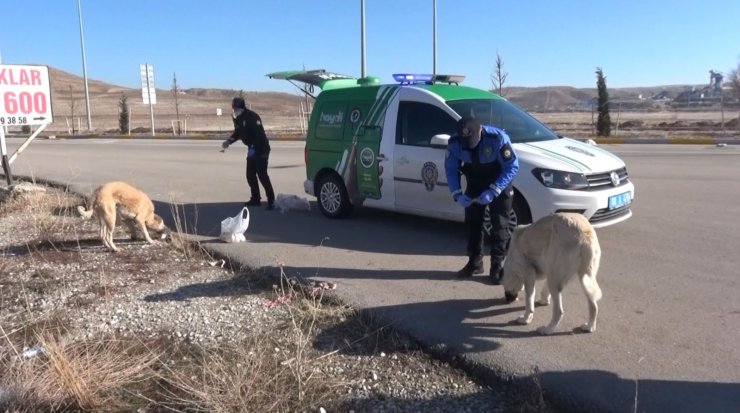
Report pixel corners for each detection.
[433,0,437,77]
[77,0,92,130]
[360,0,366,78]
[0,49,12,185]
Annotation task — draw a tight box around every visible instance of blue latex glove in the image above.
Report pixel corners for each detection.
[454,193,473,208]
[477,189,497,205]
[247,147,256,158]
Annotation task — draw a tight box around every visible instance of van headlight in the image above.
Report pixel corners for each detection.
[532,168,589,190]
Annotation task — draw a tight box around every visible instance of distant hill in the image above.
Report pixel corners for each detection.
[45,66,305,133]
[36,66,715,133]
[503,84,703,111]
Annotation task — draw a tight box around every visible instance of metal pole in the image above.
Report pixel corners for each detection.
[77,0,92,130]
[145,64,155,136]
[0,50,12,185]
[433,0,437,77]
[360,0,366,78]
[0,128,12,185]
[0,49,6,135]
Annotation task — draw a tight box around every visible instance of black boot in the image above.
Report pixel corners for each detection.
[457,256,484,278]
[489,260,504,285]
[245,199,261,207]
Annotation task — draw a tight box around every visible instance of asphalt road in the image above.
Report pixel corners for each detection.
[4,138,740,413]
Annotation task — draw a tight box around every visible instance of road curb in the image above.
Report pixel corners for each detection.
[12,134,739,145]
[590,136,738,145]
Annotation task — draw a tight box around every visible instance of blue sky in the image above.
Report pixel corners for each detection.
[1,0,738,93]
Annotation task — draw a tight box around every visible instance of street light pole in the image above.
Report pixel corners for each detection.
[77,0,92,131]
[360,0,366,78]
[433,0,437,77]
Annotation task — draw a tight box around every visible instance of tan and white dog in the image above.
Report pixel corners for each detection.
[77,181,166,252]
[501,213,602,335]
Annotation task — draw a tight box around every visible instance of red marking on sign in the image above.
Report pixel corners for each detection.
[0,68,44,86]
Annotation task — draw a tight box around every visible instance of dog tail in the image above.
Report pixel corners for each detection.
[579,239,602,302]
[77,205,94,219]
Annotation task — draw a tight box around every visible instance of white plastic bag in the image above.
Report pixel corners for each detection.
[220,207,250,243]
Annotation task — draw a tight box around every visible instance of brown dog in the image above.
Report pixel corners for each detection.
[77,181,166,252]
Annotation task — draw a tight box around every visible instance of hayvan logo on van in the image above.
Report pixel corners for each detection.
[320,111,343,126]
[360,147,375,168]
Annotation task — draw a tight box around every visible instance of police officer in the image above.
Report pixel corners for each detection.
[444,117,519,284]
[222,97,275,210]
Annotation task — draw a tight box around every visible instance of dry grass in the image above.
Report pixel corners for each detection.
[0,271,358,413]
[0,183,534,413]
[0,188,361,412]
[1,334,160,412]
[151,268,356,412]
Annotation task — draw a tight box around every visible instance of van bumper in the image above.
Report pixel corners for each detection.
[303,179,315,196]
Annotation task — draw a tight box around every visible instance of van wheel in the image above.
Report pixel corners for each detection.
[317,174,353,218]
[483,207,517,239]
[483,191,530,239]
[512,192,532,226]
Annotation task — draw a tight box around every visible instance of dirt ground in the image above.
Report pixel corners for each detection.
[0,183,550,413]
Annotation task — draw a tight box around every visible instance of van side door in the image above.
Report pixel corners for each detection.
[393,100,459,218]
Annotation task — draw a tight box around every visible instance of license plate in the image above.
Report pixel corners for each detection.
[608,192,631,210]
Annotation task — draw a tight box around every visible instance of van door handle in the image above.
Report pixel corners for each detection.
[377,154,389,162]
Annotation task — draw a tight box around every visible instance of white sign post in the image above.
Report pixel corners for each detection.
[0,64,53,185]
[140,63,156,136]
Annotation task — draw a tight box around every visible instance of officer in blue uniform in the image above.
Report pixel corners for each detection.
[445,117,519,284]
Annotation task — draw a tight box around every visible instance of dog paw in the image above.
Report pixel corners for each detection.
[578,323,596,333]
[535,298,550,307]
[536,326,555,335]
[516,314,533,325]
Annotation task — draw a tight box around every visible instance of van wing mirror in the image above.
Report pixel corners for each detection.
[430,133,451,148]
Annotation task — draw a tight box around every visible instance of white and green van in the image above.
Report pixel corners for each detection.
[268,70,634,228]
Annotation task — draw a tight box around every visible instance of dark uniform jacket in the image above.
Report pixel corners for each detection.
[228,108,271,156]
[444,125,519,199]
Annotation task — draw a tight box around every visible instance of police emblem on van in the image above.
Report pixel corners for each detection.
[360,147,375,168]
[421,162,439,191]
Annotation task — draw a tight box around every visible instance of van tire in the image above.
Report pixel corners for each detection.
[483,190,531,239]
[317,174,353,218]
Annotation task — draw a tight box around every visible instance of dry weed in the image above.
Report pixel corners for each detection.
[1,333,159,412]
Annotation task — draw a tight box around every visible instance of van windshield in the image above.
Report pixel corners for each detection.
[447,99,558,143]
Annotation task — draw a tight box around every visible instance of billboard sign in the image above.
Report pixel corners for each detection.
[140,63,156,104]
[0,64,53,126]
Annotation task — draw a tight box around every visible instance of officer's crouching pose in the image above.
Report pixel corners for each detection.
[444,117,519,284]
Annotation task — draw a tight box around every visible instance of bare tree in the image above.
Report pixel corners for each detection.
[68,85,78,134]
[729,60,740,133]
[729,62,740,102]
[490,52,508,97]
[171,72,182,135]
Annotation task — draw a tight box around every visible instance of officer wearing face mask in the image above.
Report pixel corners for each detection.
[222,97,275,210]
[444,117,519,284]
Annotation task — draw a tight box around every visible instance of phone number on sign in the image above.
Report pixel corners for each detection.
[0,116,28,125]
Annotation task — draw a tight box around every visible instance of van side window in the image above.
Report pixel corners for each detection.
[313,101,347,140]
[396,101,456,147]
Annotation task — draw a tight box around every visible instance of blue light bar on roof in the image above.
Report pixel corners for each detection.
[393,73,434,84]
[392,73,465,85]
